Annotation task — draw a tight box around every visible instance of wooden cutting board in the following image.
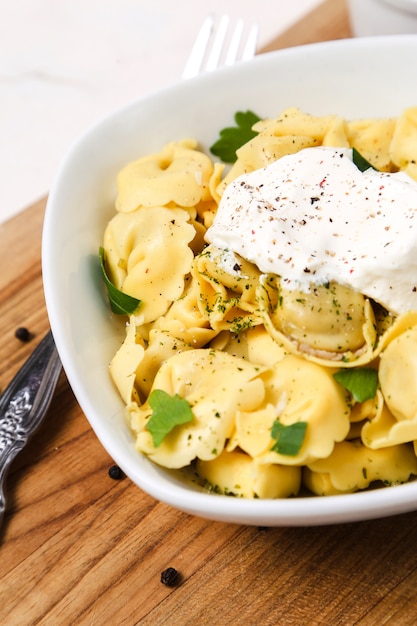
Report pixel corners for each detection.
[3,2,417,624]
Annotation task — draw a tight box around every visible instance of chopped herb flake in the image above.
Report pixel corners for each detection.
[210,110,261,163]
[146,389,193,447]
[271,420,307,456]
[99,246,141,315]
[333,367,379,402]
[352,147,378,172]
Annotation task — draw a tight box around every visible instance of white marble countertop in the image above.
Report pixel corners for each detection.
[0,0,322,224]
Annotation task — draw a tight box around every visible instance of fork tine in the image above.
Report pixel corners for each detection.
[182,15,259,80]
[242,23,260,61]
[205,15,230,72]
[182,14,215,79]
[224,18,244,66]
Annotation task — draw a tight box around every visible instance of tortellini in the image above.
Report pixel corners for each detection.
[362,324,417,448]
[346,117,395,171]
[259,277,374,358]
[256,275,380,368]
[305,440,417,495]
[379,325,417,422]
[217,108,345,194]
[103,109,417,499]
[218,355,350,470]
[109,318,144,405]
[248,355,351,466]
[103,206,195,324]
[192,244,263,333]
[197,450,301,499]
[116,139,215,212]
[130,349,268,468]
[390,106,417,181]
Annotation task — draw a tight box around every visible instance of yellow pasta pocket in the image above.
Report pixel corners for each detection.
[116,139,215,212]
[362,325,417,448]
[305,440,417,495]
[131,349,267,468]
[251,355,351,466]
[346,117,395,171]
[257,275,378,367]
[390,106,417,180]
[193,244,263,333]
[197,449,301,499]
[109,317,145,405]
[103,206,195,324]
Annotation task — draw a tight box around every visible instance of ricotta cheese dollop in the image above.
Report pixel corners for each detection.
[206,147,417,315]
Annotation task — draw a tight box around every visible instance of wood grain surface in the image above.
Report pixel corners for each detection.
[2,1,417,624]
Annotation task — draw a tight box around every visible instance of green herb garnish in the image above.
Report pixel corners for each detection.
[333,367,379,402]
[352,147,378,172]
[146,389,193,447]
[271,420,307,456]
[99,247,141,315]
[210,110,261,163]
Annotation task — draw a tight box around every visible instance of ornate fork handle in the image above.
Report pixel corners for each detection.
[0,330,62,528]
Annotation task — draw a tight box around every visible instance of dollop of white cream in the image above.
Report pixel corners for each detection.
[206,147,417,315]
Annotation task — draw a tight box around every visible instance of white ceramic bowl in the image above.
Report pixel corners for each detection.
[348,0,417,36]
[43,35,417,526]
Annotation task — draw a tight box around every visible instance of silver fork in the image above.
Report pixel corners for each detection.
[0,330,61,529]
[182,14,259,80]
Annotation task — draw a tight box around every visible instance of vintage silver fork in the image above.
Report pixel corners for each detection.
[182,14,259,79]
[0,330,61,529]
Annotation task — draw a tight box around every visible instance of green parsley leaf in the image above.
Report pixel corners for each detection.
[99,246,141,315]
[333,367,379,402]
[210,110,261,163]
[270,420,307,456]
[146,389,193,447]
[352,147,378,172]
